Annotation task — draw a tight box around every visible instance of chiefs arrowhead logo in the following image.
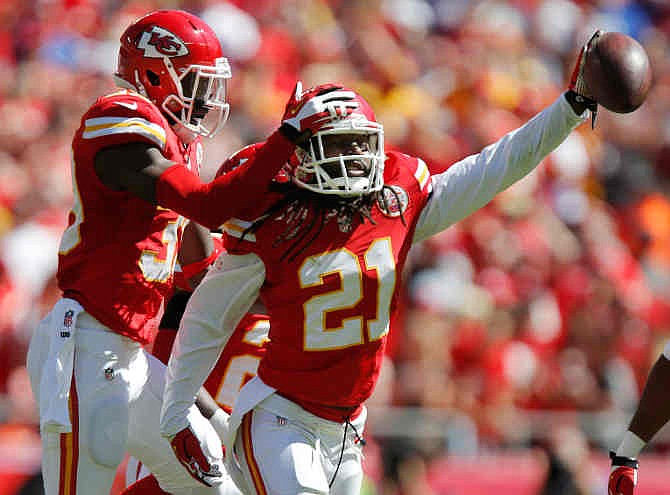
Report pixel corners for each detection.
[137,27,189,58]
[377,185,409,217]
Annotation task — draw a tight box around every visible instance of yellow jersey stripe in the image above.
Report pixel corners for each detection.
[83,117,166,148]
[414,158,430,191]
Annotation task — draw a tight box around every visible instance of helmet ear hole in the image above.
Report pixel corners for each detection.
[146,70,160,86]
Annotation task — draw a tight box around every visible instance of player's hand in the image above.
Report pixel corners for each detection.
[280,81,359,145]
[568,30,601,126]
[170,426,223,487]
[608,451,639,495]
[569,30,602,100]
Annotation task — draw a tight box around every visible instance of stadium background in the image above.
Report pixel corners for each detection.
[1,0,670,493]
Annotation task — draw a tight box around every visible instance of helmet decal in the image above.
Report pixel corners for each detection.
[137,27,189,58]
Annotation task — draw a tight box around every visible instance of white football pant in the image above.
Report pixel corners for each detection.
[27,301,227,495]
[232,393,365,495]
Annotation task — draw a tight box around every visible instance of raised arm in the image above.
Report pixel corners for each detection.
[95,129,295,230]
[96,82,361,230]
[411,31,604,243]
[412,93,587,243]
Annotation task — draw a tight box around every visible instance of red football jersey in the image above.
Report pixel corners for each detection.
[58,90,201,344]
[203,313,269,413]
[224,151,432,420]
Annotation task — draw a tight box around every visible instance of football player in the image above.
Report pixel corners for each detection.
[159,34,604,495]
[25,8,355,495]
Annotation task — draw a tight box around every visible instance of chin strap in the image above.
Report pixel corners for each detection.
[610,451,640,468]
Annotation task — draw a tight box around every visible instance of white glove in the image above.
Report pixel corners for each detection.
[280,81,359,143]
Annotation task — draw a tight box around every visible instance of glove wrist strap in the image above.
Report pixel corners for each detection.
[279,123,311,146]
[565,90,598,128]
[610,451,640,469]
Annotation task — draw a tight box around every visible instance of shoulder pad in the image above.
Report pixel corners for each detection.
[384,151,431,192]
[82,90,169,149]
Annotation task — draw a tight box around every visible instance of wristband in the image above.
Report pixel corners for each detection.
[180,248,220,281]
[610,451,640,468]
[279,122,311,148]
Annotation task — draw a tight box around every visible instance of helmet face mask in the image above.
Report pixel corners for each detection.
[293,104,385,197]
[114,10,231,138]
[162,57,231,138]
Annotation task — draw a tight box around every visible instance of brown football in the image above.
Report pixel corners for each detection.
[583,32,652,113]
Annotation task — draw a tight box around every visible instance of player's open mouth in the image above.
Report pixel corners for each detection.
[322,159,370,178]
[346,160,369,176]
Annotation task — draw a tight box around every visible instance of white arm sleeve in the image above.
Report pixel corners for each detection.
[160,252,265,438]
[413,95,587,243]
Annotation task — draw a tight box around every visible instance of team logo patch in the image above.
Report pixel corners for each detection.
[137,27,189,58]
[377,185,409,217]
[63,310,74,327]
[60,309,74,338]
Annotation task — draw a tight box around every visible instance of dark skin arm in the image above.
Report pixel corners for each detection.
[179,221,215,290]
[195,389,222,420]
[94,142,172,201]
[93,128,296,230]
[628,355,670,443]
[96,141,218,287]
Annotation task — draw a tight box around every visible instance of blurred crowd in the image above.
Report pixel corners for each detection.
[2,0,670,493]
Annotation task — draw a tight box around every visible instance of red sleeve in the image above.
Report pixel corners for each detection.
[155,130,294,229]
[152,328,177,364]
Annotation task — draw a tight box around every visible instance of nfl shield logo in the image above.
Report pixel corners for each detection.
[63,310,74,328]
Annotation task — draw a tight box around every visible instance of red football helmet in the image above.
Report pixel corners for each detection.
[293,87,385,196]
[115,10,231,138]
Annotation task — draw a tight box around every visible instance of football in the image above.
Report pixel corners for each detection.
[583,32,652,113]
